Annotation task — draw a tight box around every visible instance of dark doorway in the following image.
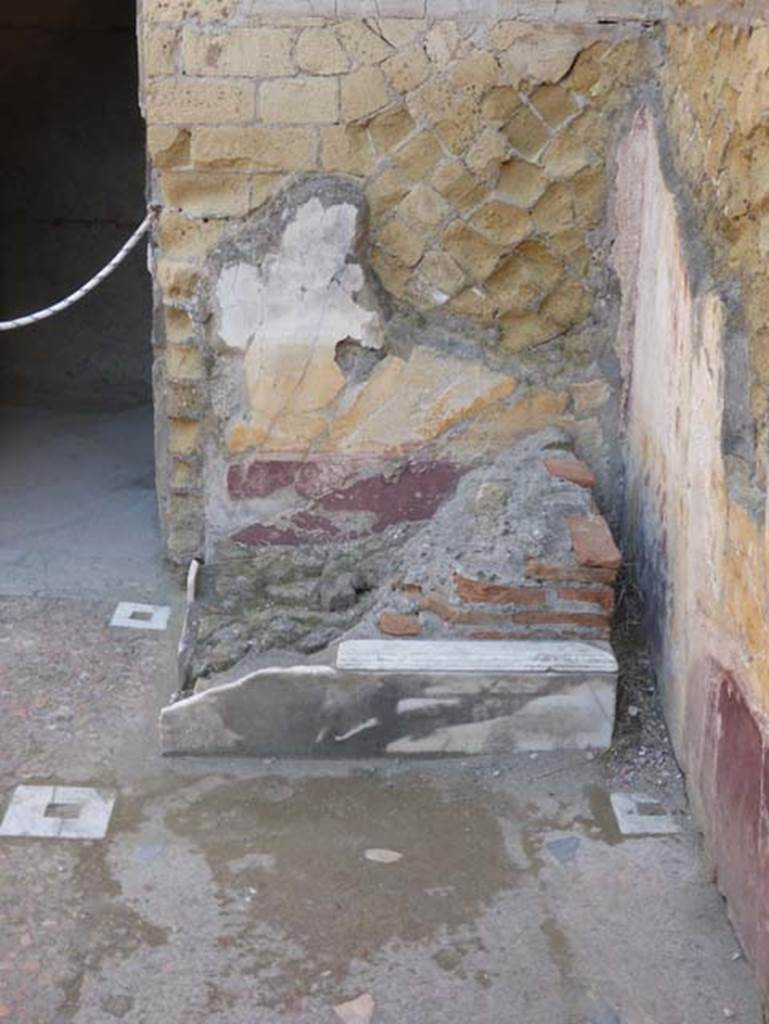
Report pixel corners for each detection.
[0,0,161,597]
[0,0,150,409]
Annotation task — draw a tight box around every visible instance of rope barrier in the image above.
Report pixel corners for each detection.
[0,209,155,332]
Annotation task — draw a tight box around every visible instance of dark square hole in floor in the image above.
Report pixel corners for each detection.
[636,801,666,816]
[44,802,82,819]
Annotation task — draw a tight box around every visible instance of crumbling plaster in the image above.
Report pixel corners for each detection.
[136,0,769,1001]
[142,4,657,563]
[615,106,769,1002]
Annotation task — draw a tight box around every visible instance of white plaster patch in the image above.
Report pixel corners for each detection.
[215,262,262,351]
[0,785,116,840]
[215,198,383,449]
[609,793,683,836]
[111,601,171,631]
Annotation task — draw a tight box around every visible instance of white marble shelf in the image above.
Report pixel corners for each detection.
[336,639,618,675]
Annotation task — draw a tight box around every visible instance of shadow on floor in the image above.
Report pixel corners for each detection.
[0,404,168,600]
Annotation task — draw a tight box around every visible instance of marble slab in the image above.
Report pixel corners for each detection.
[161,662,617,757]
[0,785,116,840]
[610,793,683,836]
[337,639,617,675]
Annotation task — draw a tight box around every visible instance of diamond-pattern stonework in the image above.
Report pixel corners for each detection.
[147,19,651,353]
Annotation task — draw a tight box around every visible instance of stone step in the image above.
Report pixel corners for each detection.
[160,639,618,758]
[336,638,618,673]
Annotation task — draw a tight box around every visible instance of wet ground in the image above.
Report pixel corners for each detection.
[0,416,760,1023]
[0,590,760,1024]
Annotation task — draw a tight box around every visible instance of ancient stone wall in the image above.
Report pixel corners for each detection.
[654,21,769,1002]
[615,86,769,1006]
[139,0,658,567]
[662,21,769,487]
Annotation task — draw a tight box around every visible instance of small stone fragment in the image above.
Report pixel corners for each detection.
[334,992,376,1024]
[568,515,622,570]
[546,836,581,864]
[544,456,596,489]
[320,572,359,613]
[473,480,512,516]
[378,611,421,637]
[364,849,402,863]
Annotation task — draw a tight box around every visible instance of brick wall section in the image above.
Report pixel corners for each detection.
[375,448,621,640]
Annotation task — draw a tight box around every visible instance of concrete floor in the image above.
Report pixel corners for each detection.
[0,405,167,601]
[0,407,761,1023]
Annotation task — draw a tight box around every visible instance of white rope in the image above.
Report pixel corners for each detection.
[0,210,155,331]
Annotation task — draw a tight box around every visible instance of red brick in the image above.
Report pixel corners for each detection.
[378,611,422,637]
[454,573,545,606]
[510,610,609,628]
[429,601,508,626]
[544,457,596,488]
[416,592,512,627]
[525,559,618,584]
[567,515,622,570]
[556,585,615,612]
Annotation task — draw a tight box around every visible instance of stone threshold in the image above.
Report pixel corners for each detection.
[160,638,618,758]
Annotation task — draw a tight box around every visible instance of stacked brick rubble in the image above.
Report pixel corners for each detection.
[345,430,622,642]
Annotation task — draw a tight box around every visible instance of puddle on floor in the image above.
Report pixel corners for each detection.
[585,785,624,845]
[162,774,518,969]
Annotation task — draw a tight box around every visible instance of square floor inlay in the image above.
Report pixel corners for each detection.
[610,792,682,836]
[110,601,170,631]
[0,785,116,840]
